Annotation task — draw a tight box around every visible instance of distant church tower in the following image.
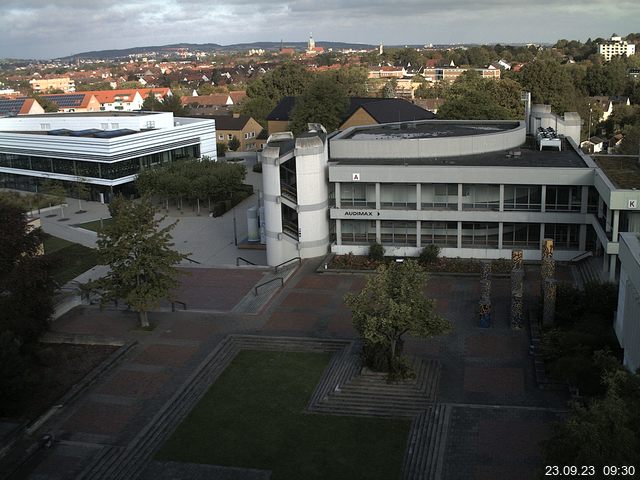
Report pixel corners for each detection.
[308,33,315,52]
[379,44,384,55]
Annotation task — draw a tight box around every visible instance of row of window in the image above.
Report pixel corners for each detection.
[340,220,580,249]
[338,183,595,212]
[217,131,258,141]
[0,146,199,180]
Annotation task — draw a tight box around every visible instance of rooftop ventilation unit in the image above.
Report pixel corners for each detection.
[536,127,561,151]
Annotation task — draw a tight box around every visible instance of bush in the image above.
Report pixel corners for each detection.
[369,242,385,262]
[216,142,227,157]
[419,244,440,265]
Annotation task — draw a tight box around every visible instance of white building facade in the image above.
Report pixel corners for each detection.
[0,111,216,201]
[598,36,636,61]
[615,232,640,373]
[261,108,640,281]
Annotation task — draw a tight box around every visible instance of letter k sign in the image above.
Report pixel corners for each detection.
[352,173,360,181]
[629,199,637,209]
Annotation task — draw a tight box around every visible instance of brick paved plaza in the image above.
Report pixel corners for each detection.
[3,259,570,480]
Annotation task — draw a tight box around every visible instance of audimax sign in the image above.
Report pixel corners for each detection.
[344,210,381,216]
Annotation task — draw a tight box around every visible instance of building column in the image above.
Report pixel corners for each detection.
[457,221,462,249]
[580,185,589,214]
[499,184,504,212]
[375,183,381,210]
[416,221,421,248]
[540,185,546,213]
[598,196,604,218]
[457,184,463,211]
[335,183,341,208]
[603,253,609,274]
[606,207,612,233]
[579,224,587,251]
[335,219,342,246]
[498,222,504,250]
[376,220,381,243]
[612,210,620,240]
[609,254,617,282]
[416,184,421,211]
[539,223,545,252]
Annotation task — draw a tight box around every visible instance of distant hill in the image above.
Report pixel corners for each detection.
[60,41,378,60]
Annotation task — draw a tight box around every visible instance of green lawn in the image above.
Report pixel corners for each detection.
[73,217,113,232]
[43,235,99,285]
[156,351,410,480]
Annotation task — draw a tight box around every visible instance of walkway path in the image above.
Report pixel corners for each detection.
[2,260,569,480]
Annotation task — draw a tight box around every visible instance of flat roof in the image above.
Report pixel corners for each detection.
[331,136,588,168]
[343,121,520,141]
[594,156,640,189]
[19,111,160,118]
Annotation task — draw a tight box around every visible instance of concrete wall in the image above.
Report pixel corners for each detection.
[616,232,640,372]
[330,121,525,159]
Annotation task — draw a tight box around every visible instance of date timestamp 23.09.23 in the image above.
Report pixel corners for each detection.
[545,465,636,476]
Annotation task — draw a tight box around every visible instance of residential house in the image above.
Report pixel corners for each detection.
[0,97,45,116]
[39,93,101,113]
[265,96,436,135]
[598,35,636,61]
[212,114,263,151]
[29,77,76,93]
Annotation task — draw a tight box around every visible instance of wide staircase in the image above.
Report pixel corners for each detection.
[308,357,440,418]
[572,255,604,289]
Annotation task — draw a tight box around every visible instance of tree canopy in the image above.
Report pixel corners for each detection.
[290,74,350,134]
[345,259,451,376]
[84,196,188,327]
[141,92,189,116]
[438,71,524,120]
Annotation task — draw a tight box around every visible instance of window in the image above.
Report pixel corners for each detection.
[462,184,500,210]
[461,223,499,248]
[340,183,376,208]
[421,221,457,247]
[545,224,579,249]
[227,134,233,140]
[503,185,542,211]
[502,223,540,248]
[111,123,119,129]
[380,221,416,245]
[422,183,458,210]
[218,134,224,140]
[341,220,376,244]
[380,183,417,209]
[545,186,581,212]
[101,123,109,129]
[40,123,50,130]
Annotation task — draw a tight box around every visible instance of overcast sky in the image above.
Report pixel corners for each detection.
[2,0,638,59]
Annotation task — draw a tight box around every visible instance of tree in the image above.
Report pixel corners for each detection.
[84,196,189,328]
[542,368,640,467]
[382,79,397,98]
[32,94,59,113]
[141,91,162,111]
[438,71,523,120]
[344,260,451,376]
[289,74,350,134]
[216,141,228,156]
[228,136,241,152]
[517,58,577,113]
[40,179,67,216]
[0,200,55,343]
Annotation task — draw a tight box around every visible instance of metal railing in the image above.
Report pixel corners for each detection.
[236,256,257,266]
[254,277,283,295]
[184,256,202,265]
[569,251,593,263]
[171,301,187,311]
[274,256,301,273]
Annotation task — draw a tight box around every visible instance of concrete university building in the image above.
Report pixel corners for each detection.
[0,111,216,201]
[260,105,640,286]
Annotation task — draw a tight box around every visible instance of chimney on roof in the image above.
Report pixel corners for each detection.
[233,112,240,118]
